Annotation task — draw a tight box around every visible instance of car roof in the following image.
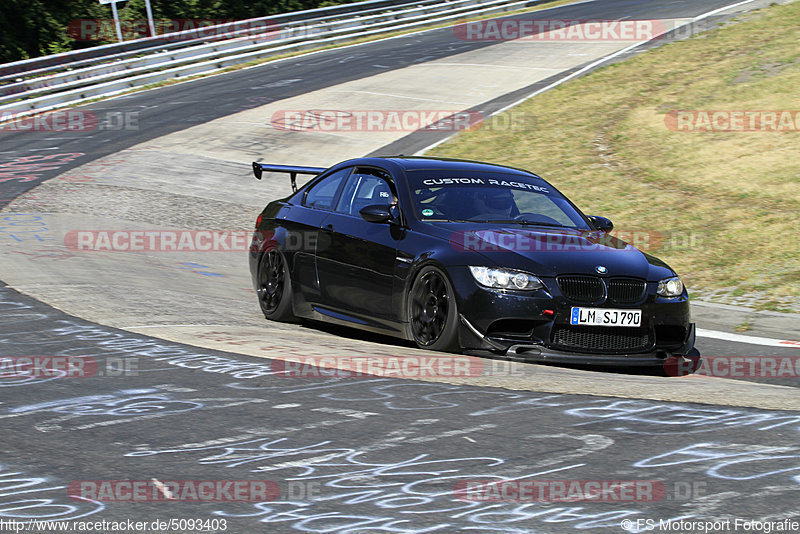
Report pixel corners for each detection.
[385,156,539,176]
[332,156,540,178]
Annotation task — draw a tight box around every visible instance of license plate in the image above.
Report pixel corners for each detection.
[570,307,641,327]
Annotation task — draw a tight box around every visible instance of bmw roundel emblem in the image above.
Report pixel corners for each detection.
[595,265,608,274]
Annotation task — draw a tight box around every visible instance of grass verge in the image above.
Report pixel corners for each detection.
[429,1,800,310]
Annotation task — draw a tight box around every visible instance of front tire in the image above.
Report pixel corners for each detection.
[257,249,295,322]
[407,266,460,352]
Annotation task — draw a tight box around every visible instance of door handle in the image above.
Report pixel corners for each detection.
[324,224,334,231]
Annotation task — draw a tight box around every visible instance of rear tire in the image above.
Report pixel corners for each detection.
[407,266,460,352]
[257,249,296,322]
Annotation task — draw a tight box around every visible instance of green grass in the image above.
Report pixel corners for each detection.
[430,2,800,305]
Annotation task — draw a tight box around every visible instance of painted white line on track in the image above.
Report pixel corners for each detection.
[695,0,763,19]
[697,328,800,348]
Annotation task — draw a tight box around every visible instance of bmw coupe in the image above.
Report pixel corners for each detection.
[249,156,697,367]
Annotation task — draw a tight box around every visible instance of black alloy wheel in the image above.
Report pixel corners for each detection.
[408,266,459,351]
[257,249,295,321]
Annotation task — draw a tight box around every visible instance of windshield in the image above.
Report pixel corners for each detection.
[406,170,591,229]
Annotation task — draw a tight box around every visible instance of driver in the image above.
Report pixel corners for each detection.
[474,188,516,219]
[372,180,400,218]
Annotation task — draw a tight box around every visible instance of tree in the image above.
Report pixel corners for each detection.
[0,0,361,63]
[0,0,115,63]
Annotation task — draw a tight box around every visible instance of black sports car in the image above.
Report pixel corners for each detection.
[249,156,697,367]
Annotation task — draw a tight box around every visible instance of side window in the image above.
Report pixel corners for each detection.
[335,168,395,216]
[303,168,351,210]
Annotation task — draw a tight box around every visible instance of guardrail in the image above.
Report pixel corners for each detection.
[0,0,430,79]
[0,0,544,118]
[0,0,457,98]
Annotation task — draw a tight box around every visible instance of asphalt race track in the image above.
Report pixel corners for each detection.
[1,0,798,532]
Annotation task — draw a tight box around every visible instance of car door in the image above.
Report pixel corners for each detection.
[315,167,402,322]
[286,166,352,307]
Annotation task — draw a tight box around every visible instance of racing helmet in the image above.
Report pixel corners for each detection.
[478,188,515,211]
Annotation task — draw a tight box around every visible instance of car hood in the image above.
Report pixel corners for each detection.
[427,223,675,280]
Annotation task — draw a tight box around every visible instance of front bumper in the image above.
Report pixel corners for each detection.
[461,315,697,366]
[451,269,696,365]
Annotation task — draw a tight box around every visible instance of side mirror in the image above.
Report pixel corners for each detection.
[360,204,394,224]
[588,215,614,232]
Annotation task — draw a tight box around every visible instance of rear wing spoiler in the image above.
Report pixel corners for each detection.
[252,162,326,193]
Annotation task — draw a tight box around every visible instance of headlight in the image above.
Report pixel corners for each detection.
[469,266,543,291]
[657,276,684,297]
